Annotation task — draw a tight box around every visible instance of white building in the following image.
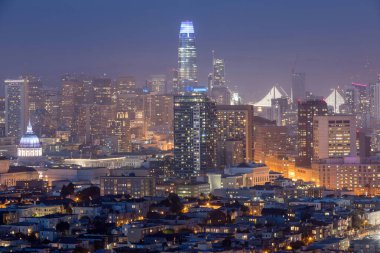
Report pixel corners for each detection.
[64,156,144,169]
[44,166,108,185]
[17,121,42,158]
[313,115,356,160]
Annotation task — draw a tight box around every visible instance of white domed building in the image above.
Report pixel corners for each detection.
[17,121,43,165]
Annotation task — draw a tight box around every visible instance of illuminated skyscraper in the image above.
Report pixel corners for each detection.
[177,21,197,91]
[352,83,371,128]
[296,99,328,167]
[212,57,225,87]
[60,75,84,133]
[340,88,355,114]
[254,125,293,164]
[93,78,112,105]
[146,75,166,94]
[372,80,380,122]
[27,76,43,113]
[4,79,29,138]
[115,76,136,95]
[173,95,216,180]
[215,105,254,167]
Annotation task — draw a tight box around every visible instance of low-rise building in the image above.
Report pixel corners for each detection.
[312,157,380,194]
[176,182,210,198]
[100,175,155,198]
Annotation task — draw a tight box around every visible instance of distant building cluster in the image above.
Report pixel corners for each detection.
[0,20,380,252]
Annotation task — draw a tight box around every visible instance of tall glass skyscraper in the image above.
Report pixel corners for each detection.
[177,21,197,91]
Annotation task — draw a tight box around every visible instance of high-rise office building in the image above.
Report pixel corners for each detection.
[115,76,136,95]
[111,111,132,153]
[60,75,85,137]
[292,72,306,103]
[173,95,216,180]
[212,57,225,87]
[340,88,355,114]
[215,105,254,168]
[296,99,328,167]
[373,81,380,122]
[271,97,290,125]
[146,75,166,94]
[93,78,112,105]
[352,83,371,128]
[211,86,231,105]
[210,55,231,104]
[4,79,29,138]
[254,125,293,164]
[43,89,60,132]
[178,21,197,91]
[27,76,44,113]
[0,97,6,137]
[144,94,173,130]
[313,115,356,160]
[171,69,179,94]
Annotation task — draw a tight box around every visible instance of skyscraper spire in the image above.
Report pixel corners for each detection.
[178,21,197,91]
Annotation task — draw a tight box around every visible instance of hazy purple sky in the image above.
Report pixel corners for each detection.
[1,0,380,101]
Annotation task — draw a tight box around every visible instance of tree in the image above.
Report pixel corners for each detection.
[56,221,70,235]
[73,246,89,253]
[76,186,100,201]
[207,210,227,225]
[146,211,162,219]
[222,237,232,249]
[159,193,183,214]
[241,205,250,215]
[60,183,75,198]
[290,241,305,250]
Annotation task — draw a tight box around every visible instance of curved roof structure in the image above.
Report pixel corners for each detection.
[253,85,288,107]
[325,89,345,113]
[19,121,41,148]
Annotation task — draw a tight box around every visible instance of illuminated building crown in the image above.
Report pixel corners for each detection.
[19,121,41,148]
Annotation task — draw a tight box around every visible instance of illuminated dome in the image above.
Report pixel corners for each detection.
[19,121,41,148]
[18,121,42,158]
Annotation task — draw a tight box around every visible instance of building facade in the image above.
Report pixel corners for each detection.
[100,176,155,198]
[291,72,306,103]
[216,105,254,167]
[4,79,29,138]
[254,125,293,164]
[173,95,217,180]
[313,115,356,160]
[312,157,380,195]
[297,99,328,167]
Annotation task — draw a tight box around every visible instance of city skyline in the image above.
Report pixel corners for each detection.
[1,2,380,251]
[1,1,380,101]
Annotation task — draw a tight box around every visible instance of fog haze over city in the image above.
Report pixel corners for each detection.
[1,0,380,101]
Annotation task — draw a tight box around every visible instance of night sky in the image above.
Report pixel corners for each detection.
[0,0,380,101]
